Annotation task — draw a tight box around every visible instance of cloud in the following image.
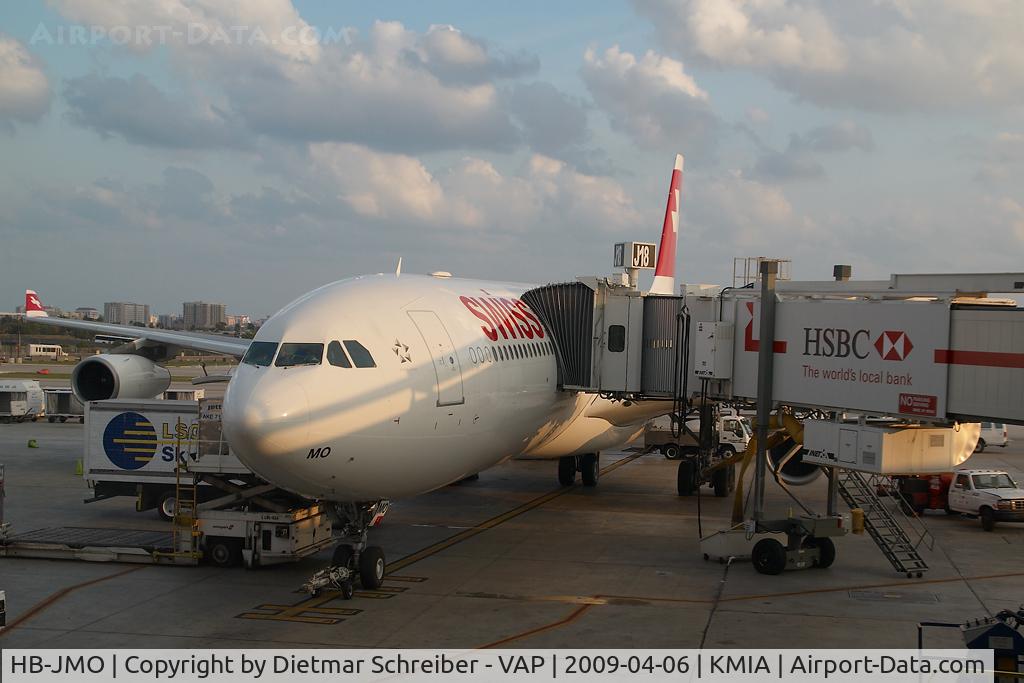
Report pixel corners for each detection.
[0,35,50,126]
[749,121,873,182]
[633,0,1024,111]
[581,45,718,151]
[64,74,248,149]
[306,143,641,235]
[408,24,538,85]
[49,3,532,153]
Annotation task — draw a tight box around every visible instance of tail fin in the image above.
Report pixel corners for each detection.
[25,289,47,318]
[648,153,684,295]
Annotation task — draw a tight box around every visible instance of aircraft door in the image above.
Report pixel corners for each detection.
[407,310,465,406]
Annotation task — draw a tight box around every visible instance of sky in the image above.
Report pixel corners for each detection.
[1,1,1022,318]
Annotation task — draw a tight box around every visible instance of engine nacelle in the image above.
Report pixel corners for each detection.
[71,354,171,402]
[768,437,823,486]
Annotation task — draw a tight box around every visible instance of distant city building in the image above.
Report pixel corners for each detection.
[75,307,100,320]
[104,302,150,326]
[158,313,182,329]
[183,301,227,330]
[225,314,251,327]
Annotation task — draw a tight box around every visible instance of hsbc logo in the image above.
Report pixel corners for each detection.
[803,327,914,361]
[874,331,913,361]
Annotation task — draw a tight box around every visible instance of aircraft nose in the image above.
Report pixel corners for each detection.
[223,368,310,464]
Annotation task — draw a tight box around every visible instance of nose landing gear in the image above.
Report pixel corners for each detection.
[304,500,389,599]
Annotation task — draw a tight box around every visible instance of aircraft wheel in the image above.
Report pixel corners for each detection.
[557,456,576,487]
[581,453,599,487]
[712,467,731,498]
[332,544,355,569]
[677,460,696,496]
[752,538,787,575]
[359,546,386,589]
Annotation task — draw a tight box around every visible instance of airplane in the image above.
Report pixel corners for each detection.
[22,154,686,590]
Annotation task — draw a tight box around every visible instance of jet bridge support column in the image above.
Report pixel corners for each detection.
[753,260,778,522]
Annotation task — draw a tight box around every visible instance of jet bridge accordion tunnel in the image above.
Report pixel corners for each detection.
[521,281,685,399]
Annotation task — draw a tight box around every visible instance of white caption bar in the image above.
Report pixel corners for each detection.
[1,649,993,682]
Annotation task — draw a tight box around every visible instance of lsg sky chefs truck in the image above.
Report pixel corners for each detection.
[83,399,251,520]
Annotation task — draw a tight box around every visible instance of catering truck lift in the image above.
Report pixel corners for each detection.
[0,397,334,568]
[523,249,1024,577]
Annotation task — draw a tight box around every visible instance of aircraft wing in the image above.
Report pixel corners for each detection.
[24,290,250,358]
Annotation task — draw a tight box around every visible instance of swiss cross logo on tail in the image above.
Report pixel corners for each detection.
[874,331,913,361]
[24,289,47,318]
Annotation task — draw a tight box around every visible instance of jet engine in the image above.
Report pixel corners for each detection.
[768,438,822,486]
[71,354,171,402]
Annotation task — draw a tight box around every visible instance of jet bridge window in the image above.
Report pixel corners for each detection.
[275,343,323,367]
[608,325,626,352]
[343,340,376,368]
[327,341,352,368]
[242,341,278,367]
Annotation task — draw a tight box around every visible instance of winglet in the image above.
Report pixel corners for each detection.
[25,289,47,318]
[396,257,402,277]
[648,153,684,295]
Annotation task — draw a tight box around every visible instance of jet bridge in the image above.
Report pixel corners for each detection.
[525,268,1024,426]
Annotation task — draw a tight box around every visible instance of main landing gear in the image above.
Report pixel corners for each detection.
[304,500,389,599]
[557,453,600,488]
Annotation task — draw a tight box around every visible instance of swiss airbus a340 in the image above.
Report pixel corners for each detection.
[25,154,685,587]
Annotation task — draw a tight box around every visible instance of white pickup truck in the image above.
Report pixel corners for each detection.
[947,469,1024,531]
[645,412,752,460]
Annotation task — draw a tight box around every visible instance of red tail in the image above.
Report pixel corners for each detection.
[649,153,683,295]
[25,289,47,318]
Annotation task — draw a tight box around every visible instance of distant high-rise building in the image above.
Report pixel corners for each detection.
[104,302,150,326]
[158,313,182,329]
[183,301,227,329]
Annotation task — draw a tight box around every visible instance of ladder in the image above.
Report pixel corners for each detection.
[836,469,931,577]
[154,434,201,564]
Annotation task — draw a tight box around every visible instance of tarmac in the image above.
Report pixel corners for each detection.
[0,418,1022,649]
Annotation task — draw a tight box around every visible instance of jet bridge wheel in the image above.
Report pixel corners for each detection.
[803,535,836,569]
[752,538,787,575]
[359,546,386,590]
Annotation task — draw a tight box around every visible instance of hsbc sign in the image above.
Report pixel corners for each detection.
[732,299,949,418]
[803,328,914,361]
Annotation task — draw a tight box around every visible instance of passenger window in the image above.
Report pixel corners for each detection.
[275,343,323,367]
[608,325,625,352]
[242,341,278,367]
[344,340,376,368]
[327,341,352,368]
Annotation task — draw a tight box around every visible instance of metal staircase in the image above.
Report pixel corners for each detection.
[836,469,932,577]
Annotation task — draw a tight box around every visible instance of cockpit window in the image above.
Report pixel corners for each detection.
[242,341,278,367]
[327,341,352,368]
[343,340,376,368]
[275,343,324,367]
